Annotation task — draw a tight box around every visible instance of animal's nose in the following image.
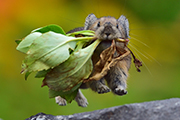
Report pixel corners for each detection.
[104,25,112,37]
[105,33,111,36]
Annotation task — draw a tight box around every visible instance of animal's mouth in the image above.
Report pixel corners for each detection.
[101,34,129,43]
[98,38,129,45]
[100,36,129,42]
[114,38,129,43]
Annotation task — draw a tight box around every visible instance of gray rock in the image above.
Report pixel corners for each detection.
[26,98,180,120]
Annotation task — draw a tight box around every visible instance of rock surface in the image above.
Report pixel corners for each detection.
[26,98,180,120]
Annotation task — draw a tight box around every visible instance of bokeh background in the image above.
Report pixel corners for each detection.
[1,0,180,119]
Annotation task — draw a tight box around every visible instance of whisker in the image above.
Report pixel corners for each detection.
[129,41,161,66]
[128,44,153,76]
[58,16,84,26]
[130,27,157,30]
[129,43,152,62]
[119,0,127,16]
[130,36,151,48]
[130,33,149,39]
[140,50,162,66]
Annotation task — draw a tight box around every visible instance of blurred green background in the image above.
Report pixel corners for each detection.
[0,0,180,119]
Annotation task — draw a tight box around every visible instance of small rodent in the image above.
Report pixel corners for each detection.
[55,14,132,107]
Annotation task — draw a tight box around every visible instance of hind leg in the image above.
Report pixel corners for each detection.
[75,89,88,107]
[55,89,88,107]
[55,96,67,106]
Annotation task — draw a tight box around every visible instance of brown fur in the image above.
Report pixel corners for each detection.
[83,14,132,95]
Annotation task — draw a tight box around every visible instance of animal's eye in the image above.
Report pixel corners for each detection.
[97,22,100,27]
[116,24,119,29]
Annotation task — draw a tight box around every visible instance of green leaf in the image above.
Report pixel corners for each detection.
[16,32,42,53]
[49,88,79,103]
[16,24,66,54]
[42,40,101,91]
[32,24,66,35]
[24,32,77,72]
[15,39,22,45]
[16,25,100,102]
[35,69,51,78]
[25,71,31,80]
[67,30,95,37]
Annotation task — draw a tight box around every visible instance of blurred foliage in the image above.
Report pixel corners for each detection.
[0,0,180,119]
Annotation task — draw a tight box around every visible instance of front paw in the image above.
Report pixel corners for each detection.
[97,84,111,94]
[114,86,127,96]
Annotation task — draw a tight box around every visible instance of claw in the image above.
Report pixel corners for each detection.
[55,96,67,106]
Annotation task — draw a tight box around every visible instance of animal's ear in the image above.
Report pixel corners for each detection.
[84,13,98,30]
[118,15,129,38]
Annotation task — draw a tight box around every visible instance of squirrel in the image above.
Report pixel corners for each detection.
[55,14,132,107]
